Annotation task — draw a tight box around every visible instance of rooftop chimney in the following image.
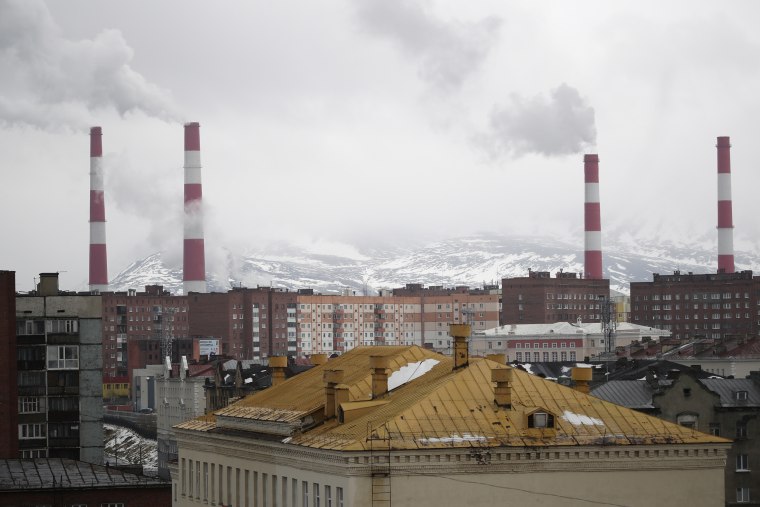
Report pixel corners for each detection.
[571,367,592,394]
[369,355,389,399]
[584,154,602,279]
[491,367,513,408]
[450,324,471,369]
[310,353,328,366]
[486,353,506,365]
[89,127,108,292]
[183,122,207,294]
[323,369,345,418]
[717,136,735,273]
[269,356,288,386]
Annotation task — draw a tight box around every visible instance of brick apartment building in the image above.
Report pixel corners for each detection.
[188,287,299,361]
[502,270,610,324]
[0,271,18,459]
[101,286,191,384]
[630,270,760,341]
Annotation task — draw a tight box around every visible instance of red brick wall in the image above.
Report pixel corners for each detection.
[0,271,18,458]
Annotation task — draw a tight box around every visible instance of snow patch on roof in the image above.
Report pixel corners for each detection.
[562,410,604,426]
[244,377,253,384]
[419,433,490,445]
[388,359,440,391]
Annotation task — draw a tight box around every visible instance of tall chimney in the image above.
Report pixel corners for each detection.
[716,137,735,273]
[183,122,207,294]
[89,127,108,292]
[584,154,602,279]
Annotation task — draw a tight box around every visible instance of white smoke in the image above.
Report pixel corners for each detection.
[0,0,179,130]
[477,83,597,158]
[354,0,501,91]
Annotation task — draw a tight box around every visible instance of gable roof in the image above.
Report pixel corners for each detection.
[176,345,728,451]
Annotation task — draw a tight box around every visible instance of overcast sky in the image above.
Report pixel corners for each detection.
[2,0,760,291]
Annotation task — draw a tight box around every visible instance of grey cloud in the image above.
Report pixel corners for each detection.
[355,0,501,91]
[478,83,596,158]
[0,0,179,130]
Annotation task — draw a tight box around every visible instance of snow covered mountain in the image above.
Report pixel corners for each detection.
[108,234,760,296]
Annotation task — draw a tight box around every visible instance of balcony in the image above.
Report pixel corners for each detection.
[47,386,79,395]
[17,360,45,371]
[18,386,46,396]
[48,410,80,422]
[49,437,80,448]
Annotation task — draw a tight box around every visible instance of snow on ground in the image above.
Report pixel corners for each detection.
[103,423,158,469]
[388,359,440,390]
[561,411,604,426]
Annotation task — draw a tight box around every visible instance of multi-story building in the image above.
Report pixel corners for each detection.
[0,271,18,459]
[473,321,669,362]
[156,358,215,480]
[101,285,190,384]
[502,270,610,325]
[630,270,760,341]
[15,273,103,463]
[172,338,729,507]
[592,370,760,506]
[296,292,500,356]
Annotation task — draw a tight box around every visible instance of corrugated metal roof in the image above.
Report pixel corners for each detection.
[700,378,760,407]
[178,346,728,450]
[591,381,656,409]
[0,459,167,491]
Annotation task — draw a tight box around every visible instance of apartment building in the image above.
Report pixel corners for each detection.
[15,273,103,463]
[0,271,18,458]
[502,270,610,324]
[101,285,190,383]
[630,270,760,341]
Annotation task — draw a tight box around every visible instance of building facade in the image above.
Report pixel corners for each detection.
[502,271,610,325]
[630,270,760,341]
[172,342,729,507]
[474,321,670,362]
[0,271,18,459]
[15,273,103,463]
[102,286,190,384]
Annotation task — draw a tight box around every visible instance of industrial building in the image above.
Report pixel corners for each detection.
[171,326,728,507]
[15,273,104,463]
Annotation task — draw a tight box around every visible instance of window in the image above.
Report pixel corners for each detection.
[303,481,309,506]
[337,487,344,507]
[19,423,45,439]
[326,485,332,507]
[528,412,554,428]
[47,345,79,370]
[709,423,720,436]
[737,488,750,503]
[736,454,749,471]
[735,391,749,401]
[314,483,321,507]
[19,397,41,413]
[737,422,748,439]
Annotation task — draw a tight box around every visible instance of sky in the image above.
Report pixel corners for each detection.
[2,0,760,291]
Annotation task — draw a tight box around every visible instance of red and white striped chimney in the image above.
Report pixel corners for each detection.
[89,126,108,292]
[717,136,735,273]
[183,122,207,293]
[584,154,602,279]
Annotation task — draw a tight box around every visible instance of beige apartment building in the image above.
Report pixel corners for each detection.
[172,330,729,507]
[296,293,499,356]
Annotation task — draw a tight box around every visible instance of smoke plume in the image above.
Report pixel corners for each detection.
[478,83,597,158]
[0,0,178,130]
[354,0,501,91]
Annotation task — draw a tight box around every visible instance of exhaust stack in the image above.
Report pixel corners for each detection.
[89,127,108,292]
[584,154,602,279]
[183,122,207,293]
[717,137,735,273]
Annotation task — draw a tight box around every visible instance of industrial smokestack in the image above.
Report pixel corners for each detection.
[584,154,602,279]
[717,136,735,273]
[88,127,108,292]
[183,122,207,293]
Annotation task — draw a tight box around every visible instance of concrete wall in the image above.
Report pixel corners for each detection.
[77,317,104,464]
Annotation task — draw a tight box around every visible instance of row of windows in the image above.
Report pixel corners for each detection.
[636,292,751,301]
[515,351,576,362]
[179,459,344,507]
[514,342,577,349]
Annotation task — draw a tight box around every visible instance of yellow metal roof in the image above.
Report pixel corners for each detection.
[176,346,729,451]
